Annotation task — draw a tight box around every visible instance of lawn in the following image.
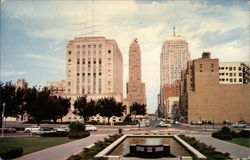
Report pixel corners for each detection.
[227,138,250,148]
[0,137,76,155]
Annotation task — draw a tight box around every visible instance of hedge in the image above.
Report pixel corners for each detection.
[69,123,86,132]
[68,131,90,139]
[179,135,231,159]
[67,134,122,160]
[41,131,68,137]
[0,147,23,159]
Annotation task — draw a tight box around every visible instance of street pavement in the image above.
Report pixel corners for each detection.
[192,135,250,159]
[15,134,108,160]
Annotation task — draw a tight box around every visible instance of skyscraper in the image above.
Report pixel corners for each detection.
[160,28,190,86]
[159,28,190,117]
[126,38,146,108]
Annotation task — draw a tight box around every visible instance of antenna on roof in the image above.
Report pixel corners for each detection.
[173,24,176,36]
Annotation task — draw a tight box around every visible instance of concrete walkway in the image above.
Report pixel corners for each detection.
[16,134,108,160]
[192,135,250,159]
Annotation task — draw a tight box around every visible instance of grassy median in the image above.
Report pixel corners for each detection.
[0,137,75,155]
[227,138,250,148]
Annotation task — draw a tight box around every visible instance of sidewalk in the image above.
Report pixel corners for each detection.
[192,135,250,159]
[16,134,108,160]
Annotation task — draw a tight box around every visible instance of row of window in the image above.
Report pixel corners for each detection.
[219,78,242,82]
[77,44,102,49]
[219,66,241,71]
[219,72,242,76]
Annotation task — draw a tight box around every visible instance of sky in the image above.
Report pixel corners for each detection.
[1,0,249,114]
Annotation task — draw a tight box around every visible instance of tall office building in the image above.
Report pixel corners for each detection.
[48,37,123,122]
[160,29,190,86]
[159,28,190,118]
[126,38,146,108]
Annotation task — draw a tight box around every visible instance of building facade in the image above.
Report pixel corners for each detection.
[219,62,249,84]
[126,38,147,108]
[16,79,28,89]
[179,52,250,123]
[46,80,66,94]
[159,30,190,118]
[48,37,123,122]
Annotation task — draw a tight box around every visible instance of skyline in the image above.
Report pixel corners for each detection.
[1,0,249,113]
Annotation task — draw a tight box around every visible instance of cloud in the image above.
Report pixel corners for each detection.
[1,70,27,77]
[23,53,64,64]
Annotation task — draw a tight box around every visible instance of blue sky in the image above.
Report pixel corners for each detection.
[1,0,249,113]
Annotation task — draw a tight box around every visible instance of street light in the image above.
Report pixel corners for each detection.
[1,102,6,138]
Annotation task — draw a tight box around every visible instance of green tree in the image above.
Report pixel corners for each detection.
[24,87,51,125]
[0,82,26,127]
[97,97,125,124]
[48,96,71,122]
[130,102,146,117]
[73,96,96,123]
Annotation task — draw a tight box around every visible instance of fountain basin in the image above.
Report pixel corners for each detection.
[95,134,206,160]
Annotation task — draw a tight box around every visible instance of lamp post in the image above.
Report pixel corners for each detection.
[1,103,6,138]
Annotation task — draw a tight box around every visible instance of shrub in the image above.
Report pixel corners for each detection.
[0,147,23,159]
[41,131,68,137]
[212,132,233,140]
[239,129,250,138]
[221,126,231,134]
[69,123,85,132]
[13,127,25,131]
[231,131,240,138]
[67,134,122,160]
[68,131,90,139]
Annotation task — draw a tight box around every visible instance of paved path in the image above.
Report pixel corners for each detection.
[192,135,250,159]
[16,134,108,160]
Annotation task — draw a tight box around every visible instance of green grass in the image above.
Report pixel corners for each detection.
[227,138,250,148]
[0,137,75,155]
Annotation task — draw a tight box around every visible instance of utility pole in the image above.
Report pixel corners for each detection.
[1,103,6,138]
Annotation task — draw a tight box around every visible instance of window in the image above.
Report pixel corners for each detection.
[234,73,236,76]
[234,78,236,82]
[233,67,236,70]
[238,67,241,71]
[200,70,202,72]
[77,73,80,76]
[211,70,214,72]
[239,78,242,82]
[108,50,111,53]
[93,45,96,48]
[88,45,91,49]
[99,60,102,64]
[68,89,70,93]
[239,73,242,76]
[108,81,111,86]
[68,51,71,54]
[211,64,214,68]
[226,67,228,69]
[200,64,202,68]
[77,45,80,49]
[68,82,71,86]
[88,73,91,76]
[82,45,85,48]
[99,45,102,49]
[230,78,233,82]
[229,67,232,71]
[68,59,71,62]
[77,59,80,64]
[82,59,85,64]
[229,73,232,77]
[99,73,102,76]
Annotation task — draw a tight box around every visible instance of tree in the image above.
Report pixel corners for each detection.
[73,96,96,123]
[48,96,71,122]
[130,102,147,117]
[24,87,51,125]
[0,82,26,127]
[97,97,125,124]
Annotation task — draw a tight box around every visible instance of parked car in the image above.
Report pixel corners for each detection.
[25,126,41,133]
[31,127,55,135]
[85,125,97,131]
[156,122,171,128]
[55,126,69,132]
[232,123,247,128]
